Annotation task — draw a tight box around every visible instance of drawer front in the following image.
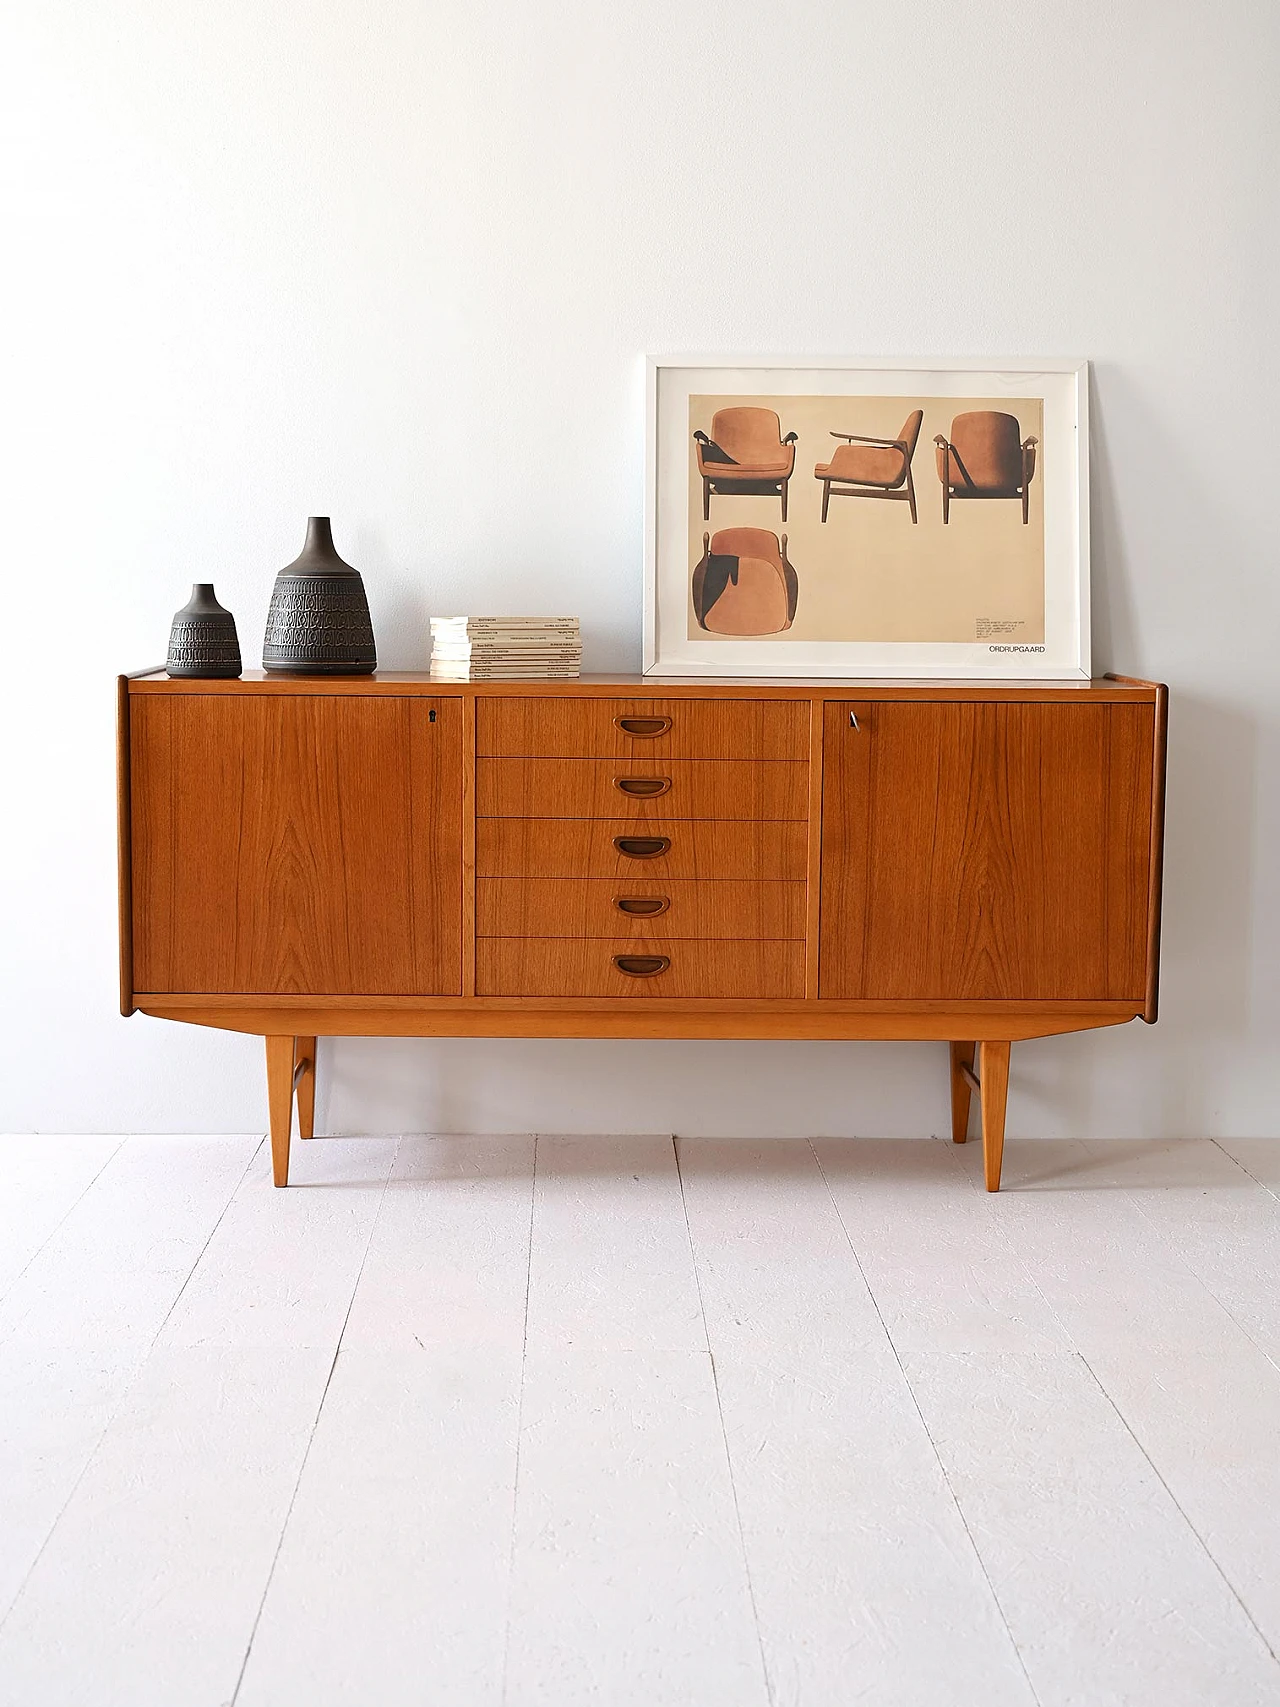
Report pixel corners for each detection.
[476,938,805,998]
[477,757,808,821]
[477,878,806,940]
[476,818,808,880]
[477,696,808,761]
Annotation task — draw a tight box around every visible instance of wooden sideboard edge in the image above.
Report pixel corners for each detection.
[135,1003,1142,1043]
[1104,673,1168,1022]
[1101,671,1163,691]
[116,675,135,1017]
[126,672,1159,702]
[1145,682,1168,1023]
[460,697,477,998]
[133,992,1143,1014]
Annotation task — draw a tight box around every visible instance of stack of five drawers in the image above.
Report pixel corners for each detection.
[474,697,809,997]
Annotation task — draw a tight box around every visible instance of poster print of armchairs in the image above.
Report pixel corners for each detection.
[692,407,1037,526]
[934,412,1039,524]
[694,408,799,520]
[692,528,798,635]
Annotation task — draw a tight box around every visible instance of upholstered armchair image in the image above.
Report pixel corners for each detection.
[934,412,1039,523]
[693,408,799,521]
[813,409,924,524]
[691,527,798,636]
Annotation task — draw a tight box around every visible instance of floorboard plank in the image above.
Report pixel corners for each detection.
[0,1137,259,1623]
[1087,1337,1280,1662]
[0,1136,259,1352]
[0,1136,122,1302]
[156,1138,398,1350]
[903,1347,1280,1706]
[339,1134,535,1354]
[525,1135,702,1355]
[236,1347,522,1707]
[0,1346,333,1707]
[1078,1138,1280,1360]
[238,1135,535,1705]
[954,1137,1249,1354]
[505,1347,768,1707]
[815,1136,1070,1354]
[679,1138,1033,1707]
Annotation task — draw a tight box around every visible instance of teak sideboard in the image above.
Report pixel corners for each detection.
[117,671,1167,1190]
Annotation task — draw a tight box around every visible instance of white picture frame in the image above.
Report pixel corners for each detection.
[643,355,1090,679]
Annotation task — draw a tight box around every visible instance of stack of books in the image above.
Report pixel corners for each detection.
[429,617,582,680]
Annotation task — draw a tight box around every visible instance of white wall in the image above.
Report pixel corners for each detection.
[3,0,1277,1139]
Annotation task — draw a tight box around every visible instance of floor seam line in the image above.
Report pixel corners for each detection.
[498,1133,538,1707]
[0,1136,127,1309]
[941,1135,1080,1349]
[810,1138,1044,1707]
[673,1136,774,1707]
[1108,1171,1280,1377]
[228,1135,400,1705]
[1211,1138,1280,1205]
[0,1135,263,1637]
[1078,1352,1280,1668]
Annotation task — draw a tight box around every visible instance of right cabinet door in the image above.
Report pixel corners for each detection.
[819,700,1155,1001]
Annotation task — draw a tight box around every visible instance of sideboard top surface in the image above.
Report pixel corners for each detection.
[126,669,1161,702]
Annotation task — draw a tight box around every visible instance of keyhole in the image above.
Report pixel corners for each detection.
[428,709,436,723]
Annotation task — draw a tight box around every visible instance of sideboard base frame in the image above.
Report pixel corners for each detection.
[134,1000,1144,1191]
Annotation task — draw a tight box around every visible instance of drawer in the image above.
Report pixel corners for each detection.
[477,757,808,821]
[477,696,808,760]
[476,818,808,880]
[476,938,805,998]
[477,878,806,940]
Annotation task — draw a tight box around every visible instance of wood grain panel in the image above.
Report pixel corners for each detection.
[131,695,462,994]
[819,700,1154,1001]
[476,878,806,940]
[477,757,808,820]
[476,817,808,880]
[476,696,808,759]
[476,938,804,998]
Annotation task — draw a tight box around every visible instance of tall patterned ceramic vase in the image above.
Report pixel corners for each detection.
[262,516,377,675]
[166,583,242,678]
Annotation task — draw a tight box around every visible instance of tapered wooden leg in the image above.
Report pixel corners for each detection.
[979,1040,1011,1191]
[949,1042,976,1142]
[906,465,918,523]
[294,1036,316,1139]
[703,478,710,521]
[265,1035,294,1187]
[821,481,830,522]
[780,479,788,522]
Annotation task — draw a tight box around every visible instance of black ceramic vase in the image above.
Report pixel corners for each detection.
[262,516,377,675]
[166,583,242,678]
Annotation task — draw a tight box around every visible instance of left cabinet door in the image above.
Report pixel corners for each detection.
[131,694,462,995]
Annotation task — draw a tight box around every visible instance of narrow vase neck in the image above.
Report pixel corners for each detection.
[285,516,358,576]
[305,517,335,556]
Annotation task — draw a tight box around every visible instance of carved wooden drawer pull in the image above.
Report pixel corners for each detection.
[613,895,670,917]
[613,954,670,977]
[614,716,672,737]
[613,835,671,859]
[614,776,671,798]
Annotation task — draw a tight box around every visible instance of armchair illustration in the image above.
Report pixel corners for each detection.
[934,411,1039,523]
[813,409,924,524]
[692,527,798,636]
[693,408,799,521]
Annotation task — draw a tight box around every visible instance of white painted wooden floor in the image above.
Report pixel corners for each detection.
[2,1134,1280,1706]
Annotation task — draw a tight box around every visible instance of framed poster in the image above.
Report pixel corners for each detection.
[644,356,1089,678]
